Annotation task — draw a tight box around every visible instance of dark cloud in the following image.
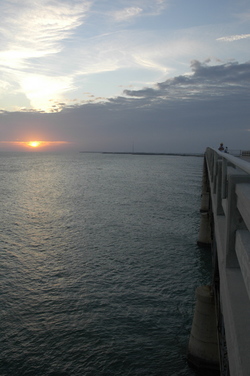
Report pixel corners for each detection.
[124,60,250,99]
[1,60,250,153]
[190,60,250,83]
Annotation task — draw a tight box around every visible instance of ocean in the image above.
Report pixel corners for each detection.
[0,152,212,376]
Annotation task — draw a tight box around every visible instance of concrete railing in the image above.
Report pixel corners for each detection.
[188,147,250,376]
[215,149,250,157]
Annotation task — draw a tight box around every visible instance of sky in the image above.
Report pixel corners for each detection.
[0,0,250,153]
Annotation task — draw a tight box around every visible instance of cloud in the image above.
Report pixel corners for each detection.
[0,0,90,65]
[108,0,168,21]
[123,60,250,99]
[19,74,75,111]
[0,0,173,112]
[217,34,250,42]
[0,0,91,110]
[112,7,143,21]
[140,0,169,15]
[1,60,250,153]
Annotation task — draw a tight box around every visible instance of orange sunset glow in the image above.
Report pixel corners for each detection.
[28,141,41,148]
[0,140,72,151]
[24,141,69,149]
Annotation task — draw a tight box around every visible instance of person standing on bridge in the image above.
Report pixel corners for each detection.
[218,143,224,151]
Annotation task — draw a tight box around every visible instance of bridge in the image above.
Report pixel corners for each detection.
[188,147,250,376]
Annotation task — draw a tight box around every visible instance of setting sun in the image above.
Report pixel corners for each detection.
[28,141,41,148]
[0,140,72,151]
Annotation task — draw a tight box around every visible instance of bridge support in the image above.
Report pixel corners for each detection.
[197,212,212,246]
[187,285,220,373]
[197,157,212,246]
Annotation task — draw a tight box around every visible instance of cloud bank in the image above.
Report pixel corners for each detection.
[0,60,249,153]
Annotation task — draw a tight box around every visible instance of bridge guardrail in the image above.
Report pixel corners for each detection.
[199,147,250,376]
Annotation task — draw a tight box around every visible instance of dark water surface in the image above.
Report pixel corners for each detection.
[0,152,212,376]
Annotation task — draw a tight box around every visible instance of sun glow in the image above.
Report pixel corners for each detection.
[0,140,72,151]
[28,141,41,147]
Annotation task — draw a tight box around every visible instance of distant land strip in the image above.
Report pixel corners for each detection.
[80,151,204,157]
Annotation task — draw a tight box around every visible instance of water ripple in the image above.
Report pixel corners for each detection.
[0,153,209,375]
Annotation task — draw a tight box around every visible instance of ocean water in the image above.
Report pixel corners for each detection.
[0,152,212,376]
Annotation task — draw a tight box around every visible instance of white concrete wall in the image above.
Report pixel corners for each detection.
[205,148,250,376]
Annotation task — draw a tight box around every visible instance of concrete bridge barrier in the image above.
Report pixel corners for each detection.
[188,147,250,376]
